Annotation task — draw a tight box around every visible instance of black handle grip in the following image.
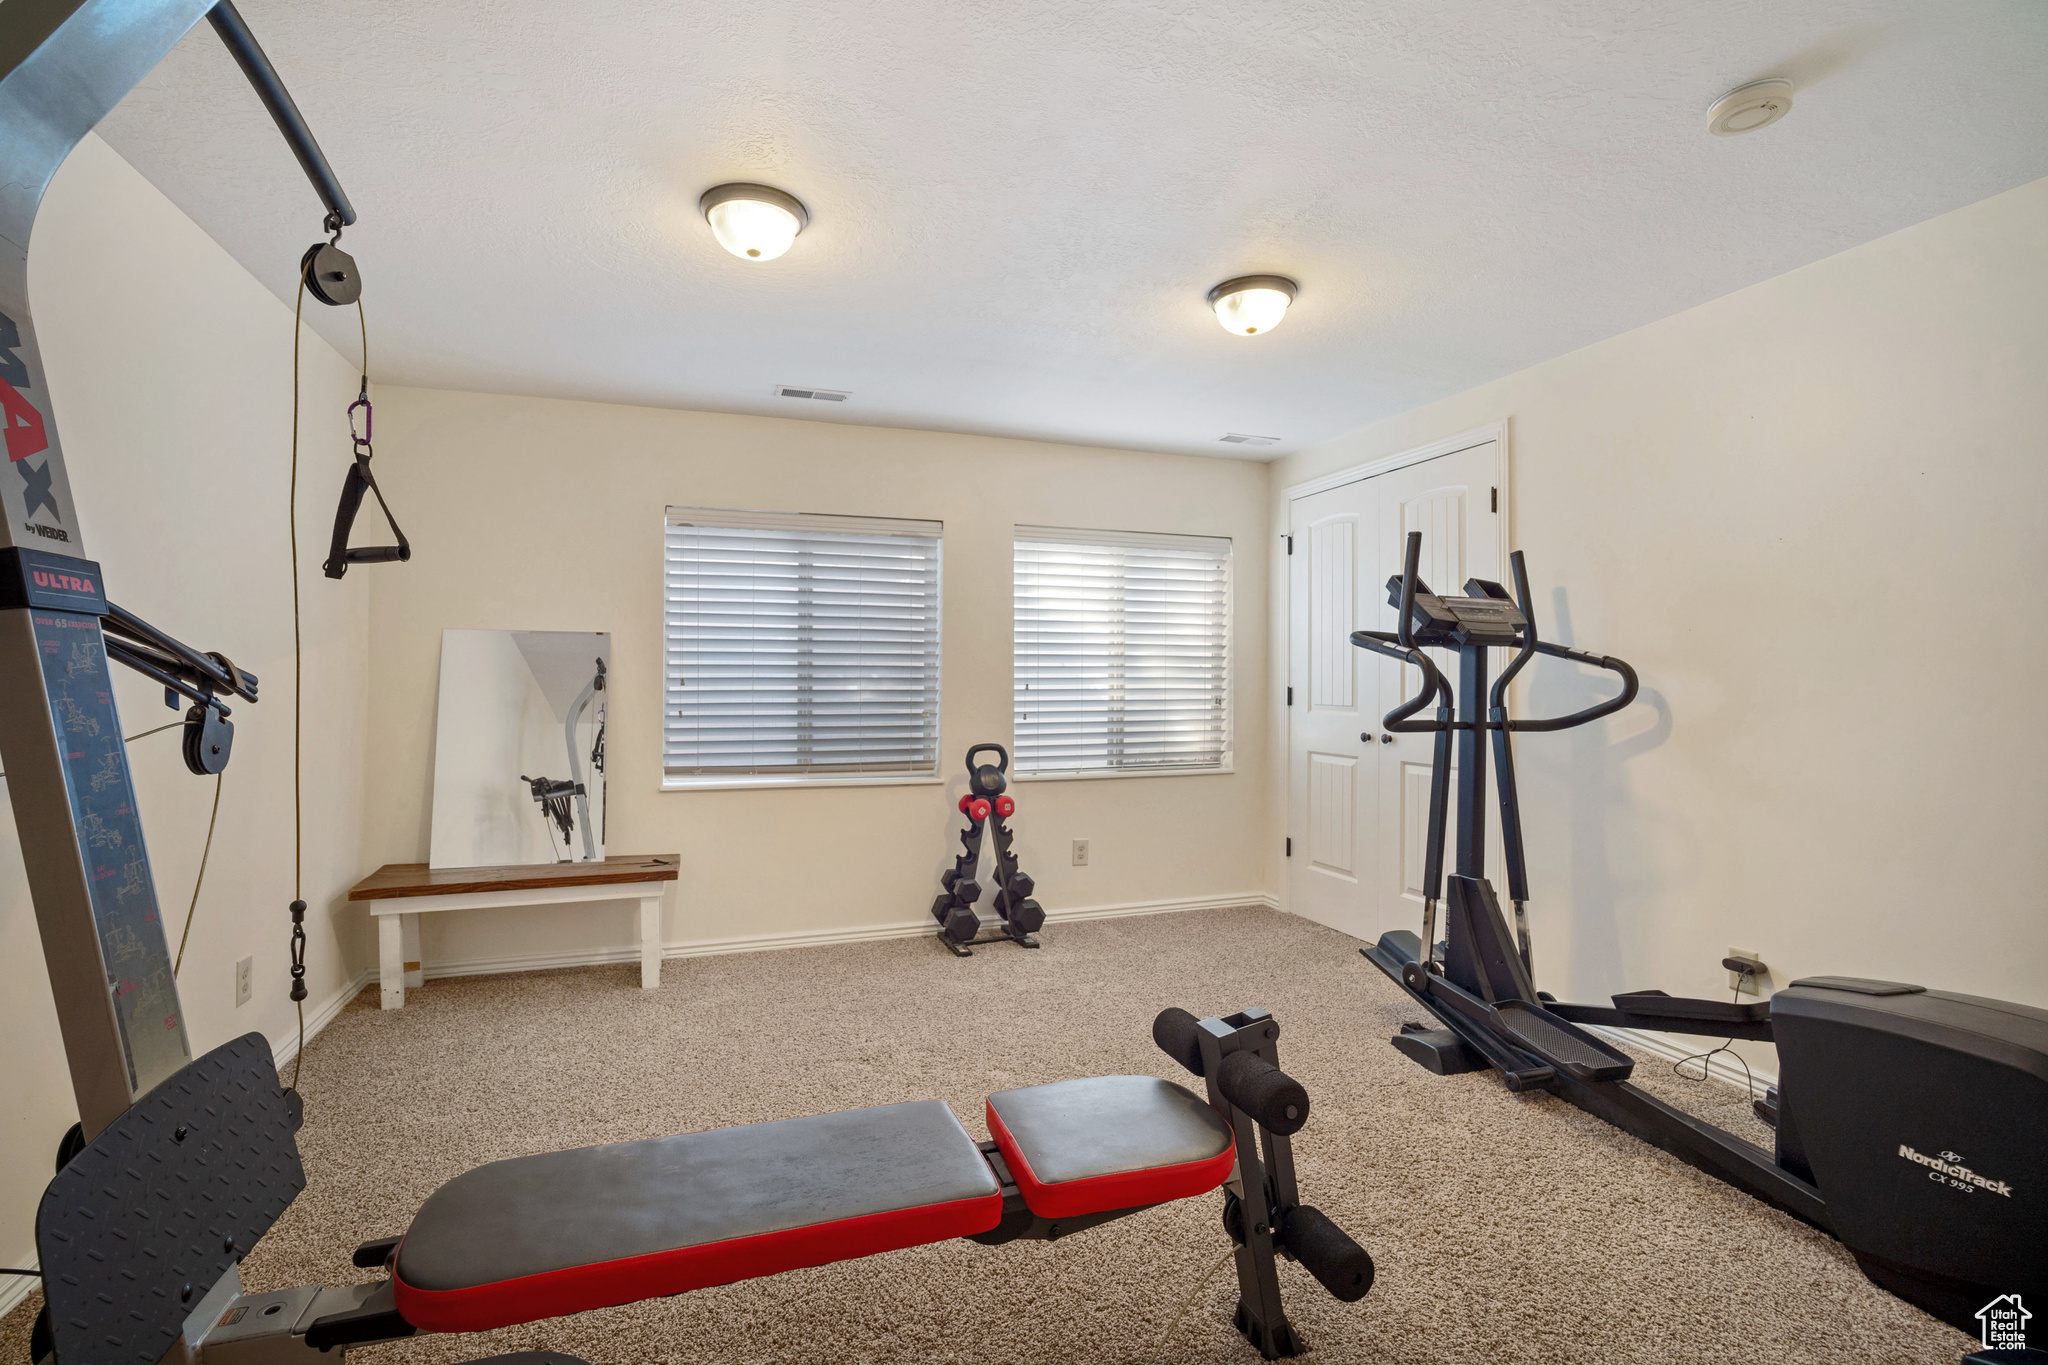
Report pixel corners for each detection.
[1216,1051,1309,1135]
[1283,1205,1374,1302]
[1397,531,1421,648]
[1152,1008,1205,1076]
[1351,629,1451,733]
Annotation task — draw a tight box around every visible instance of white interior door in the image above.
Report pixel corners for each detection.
[1286,437,1501,944]
[1286,485,1377,939]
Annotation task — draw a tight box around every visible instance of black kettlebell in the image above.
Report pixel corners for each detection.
[966,743,1008,799]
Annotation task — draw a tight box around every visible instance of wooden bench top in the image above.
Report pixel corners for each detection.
[350,855,680,901]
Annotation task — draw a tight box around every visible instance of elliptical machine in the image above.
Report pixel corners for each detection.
[930,744,1046,955]
[1351,532,2046,1337]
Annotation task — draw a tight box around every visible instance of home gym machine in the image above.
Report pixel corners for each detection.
[1350,532,2046,1338]
[930,743,1046,954]
[37,1002,1372,1362]
[3,13,1375,1363]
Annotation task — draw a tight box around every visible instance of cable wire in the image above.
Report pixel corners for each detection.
[171,770,224,977]
[1672,982,1759,1101]
[0,720,183,782]
[289,260,308,1090]
[1147,1242,1236,1365]
[285,258,370,1093]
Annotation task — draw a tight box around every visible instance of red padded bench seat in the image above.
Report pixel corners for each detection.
[391,1076,1235,1334]
[393,1100,1000,1332]
[986,1075,1235,1218]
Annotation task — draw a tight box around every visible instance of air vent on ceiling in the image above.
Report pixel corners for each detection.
[776,385,849,402]
[1220,433,1280,447]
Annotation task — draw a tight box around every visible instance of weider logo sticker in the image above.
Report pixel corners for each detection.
[0,308,67,541]
[1898,1145,2014,1197]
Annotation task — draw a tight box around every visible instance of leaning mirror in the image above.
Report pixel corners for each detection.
[430,629,609,868]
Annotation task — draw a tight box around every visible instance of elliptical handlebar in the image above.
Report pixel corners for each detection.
[1396,530,1421,648]
[1348,630,1451,731]
[1487,550,1539,719]
[1504,645,1638,731]
[1477,549,1638,733]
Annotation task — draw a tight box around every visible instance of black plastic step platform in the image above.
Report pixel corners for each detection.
[1491,1001,1634,1082]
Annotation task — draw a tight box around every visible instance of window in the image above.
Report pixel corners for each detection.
[663,508,942,785]
[1013,526,1231,776]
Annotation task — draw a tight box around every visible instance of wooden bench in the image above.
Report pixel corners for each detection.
[349,855,680,1009]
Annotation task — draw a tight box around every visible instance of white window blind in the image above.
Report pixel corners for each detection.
[1013,526,1231,775]
[664,508,942,782]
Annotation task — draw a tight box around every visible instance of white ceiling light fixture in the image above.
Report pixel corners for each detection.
[1706,79,1794,137]
[1207,275,1298,336]
[699,182,810,260]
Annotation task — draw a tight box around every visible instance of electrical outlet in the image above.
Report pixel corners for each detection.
[235,955,253,1008]
[1726,947,1766,996]
[1072,839,1089,867]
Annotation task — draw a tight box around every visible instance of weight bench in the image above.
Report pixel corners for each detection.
[35,1008,1369,1364]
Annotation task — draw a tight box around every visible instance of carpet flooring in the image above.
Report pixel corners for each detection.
[1,906,1974,1364]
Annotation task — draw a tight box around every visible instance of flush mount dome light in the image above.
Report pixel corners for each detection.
[1208,275,1298,336]
[1706,79,1794,137]
[699,182,809,260]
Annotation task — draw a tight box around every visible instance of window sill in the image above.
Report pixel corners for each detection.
[662,773,943,792]
[1016,765,1235,783]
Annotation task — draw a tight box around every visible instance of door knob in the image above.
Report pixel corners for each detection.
[1380,734,1393,744]
[1360,733,1372,744]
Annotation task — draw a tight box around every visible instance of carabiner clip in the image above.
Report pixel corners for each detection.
[347,379,372,452]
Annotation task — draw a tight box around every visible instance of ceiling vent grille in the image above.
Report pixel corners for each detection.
[776,385,850,402]
[1219,433,1280,447]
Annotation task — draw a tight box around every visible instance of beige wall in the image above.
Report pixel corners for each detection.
[0,137,372,1284]
[364,388,1271,970]
[1271,174,2048,1019]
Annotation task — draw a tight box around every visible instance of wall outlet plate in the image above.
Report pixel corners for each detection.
[1072,839,1089,867]
[235,955,253,1008]
[1727,947,1767,996]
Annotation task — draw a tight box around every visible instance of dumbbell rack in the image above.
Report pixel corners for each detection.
[931,791,1045,955]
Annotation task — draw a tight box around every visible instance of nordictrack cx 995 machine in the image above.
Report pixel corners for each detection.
[1350,531,2045,1338]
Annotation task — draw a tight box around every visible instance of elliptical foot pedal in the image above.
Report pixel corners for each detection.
[1392,1024,1482,1076]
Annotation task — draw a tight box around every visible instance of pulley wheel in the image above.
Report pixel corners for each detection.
[301,241,362,306]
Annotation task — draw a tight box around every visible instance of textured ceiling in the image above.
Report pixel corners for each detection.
[92,0,2048,459]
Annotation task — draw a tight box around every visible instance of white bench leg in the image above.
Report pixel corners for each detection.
[379,915,406,1010]
[640,893,662,989]
[402,912,424,987]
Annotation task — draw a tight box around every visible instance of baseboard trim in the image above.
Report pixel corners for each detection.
[0,1260,36,1322]
[0,964,378,1317]
[409,893,1277,984]
[273,966,374,1073]
[1586,1021,1778,1095]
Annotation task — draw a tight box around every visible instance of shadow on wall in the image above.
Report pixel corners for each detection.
[1525,587,1672,996]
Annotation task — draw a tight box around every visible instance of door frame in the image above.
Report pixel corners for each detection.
[1276,419,1511,922]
